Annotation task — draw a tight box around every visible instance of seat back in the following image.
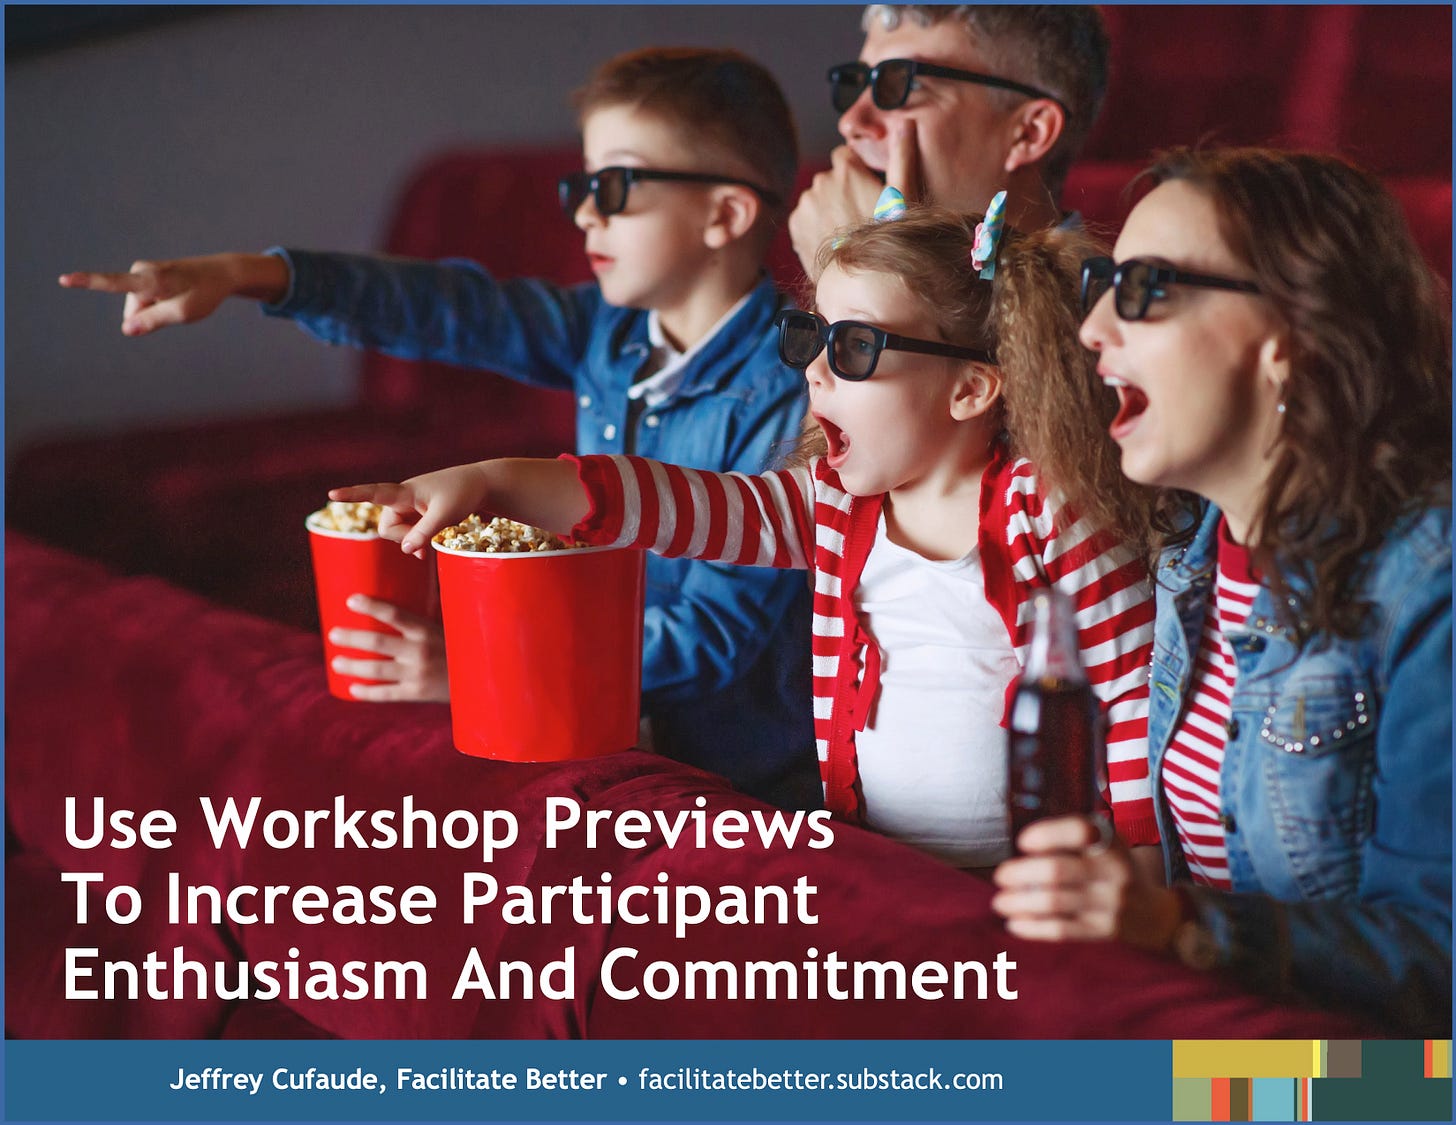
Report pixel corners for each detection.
[359,148,584,440]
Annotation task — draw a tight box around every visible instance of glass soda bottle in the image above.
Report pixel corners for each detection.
[1006,588,1107,847]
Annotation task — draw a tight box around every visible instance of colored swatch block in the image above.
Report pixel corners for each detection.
[1425,1039,1451,1079]
[1308,1076,1451,1121]
[1173,1041,1452,1123]
[1325,1040,1362,1078]
[1252,1077,1297,1120]
[1174,1077,1212,1121]
[1175,1040,1323,1079]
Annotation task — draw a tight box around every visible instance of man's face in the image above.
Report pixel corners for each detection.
[839,17,1025,211]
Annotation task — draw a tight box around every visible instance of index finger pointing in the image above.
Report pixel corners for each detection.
[58,271,149,294]
[329,483,413,509]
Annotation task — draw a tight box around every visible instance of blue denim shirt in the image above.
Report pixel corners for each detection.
[264,250,816,805]
[1148,502,1451,1034]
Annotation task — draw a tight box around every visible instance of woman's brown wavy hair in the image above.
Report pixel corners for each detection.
[789,206,1154,556]
[1143,147,1452,640]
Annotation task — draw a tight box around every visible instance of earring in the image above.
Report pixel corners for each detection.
[1276,401,1287,415]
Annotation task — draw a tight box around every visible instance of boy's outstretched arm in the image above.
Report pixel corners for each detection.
[332,457,589,558]
[58,253,288,336]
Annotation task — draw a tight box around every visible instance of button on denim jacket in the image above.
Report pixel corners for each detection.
[265,251,815,802]
[1149,501,1451,1034]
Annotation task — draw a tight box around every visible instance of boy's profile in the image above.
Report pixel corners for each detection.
[61,47,819,809]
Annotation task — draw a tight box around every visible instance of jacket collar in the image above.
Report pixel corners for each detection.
[1160,502,1314,644]
[608,274,786,400]
[1160,501,1219,590]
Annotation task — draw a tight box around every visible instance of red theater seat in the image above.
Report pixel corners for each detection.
[1090,6,1315,160]
[1328,6,1453,176]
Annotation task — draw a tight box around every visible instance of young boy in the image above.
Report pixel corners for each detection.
[59,47,817,808]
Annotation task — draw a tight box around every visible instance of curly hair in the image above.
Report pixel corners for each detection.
[1144,146,1452,640]
[791,205,1155,557]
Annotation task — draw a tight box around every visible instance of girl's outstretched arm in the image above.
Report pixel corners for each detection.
[331,457,588,558]
[568,455,816,570]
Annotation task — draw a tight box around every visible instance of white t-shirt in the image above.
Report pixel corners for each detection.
[632,292,754,408]
[853,513,1021,868]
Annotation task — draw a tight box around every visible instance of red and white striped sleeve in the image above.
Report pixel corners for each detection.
[1002,464,1159,845]
[564,453,816,570]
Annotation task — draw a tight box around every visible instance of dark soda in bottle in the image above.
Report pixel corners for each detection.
[1007,589,1107,847]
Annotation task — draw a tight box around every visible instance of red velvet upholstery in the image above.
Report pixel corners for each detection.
[6,532,1378,1039]
[1091,7,1317,159]
[4,405,572,629]
[6,850,237,1039]
[1326,6,1452,176]
[1089,6,1451,176]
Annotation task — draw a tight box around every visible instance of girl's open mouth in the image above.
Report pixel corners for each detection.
[817,416,851,468]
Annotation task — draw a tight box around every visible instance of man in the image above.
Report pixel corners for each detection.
[790,4,1109,271]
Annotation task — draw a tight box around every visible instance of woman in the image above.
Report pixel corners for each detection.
[991,146,1451,1037]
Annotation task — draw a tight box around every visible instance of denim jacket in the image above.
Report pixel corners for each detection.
[1149,502,1451,1034]
[265,250,816,804]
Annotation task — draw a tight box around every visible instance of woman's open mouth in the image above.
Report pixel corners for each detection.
[1103,375,1149,442]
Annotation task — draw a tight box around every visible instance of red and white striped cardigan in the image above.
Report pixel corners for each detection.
[566,444,1159,845]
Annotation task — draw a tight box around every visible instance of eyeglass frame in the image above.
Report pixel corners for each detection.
[1080,256,1262,322]
[827,58,1067,115]
[772,308,995,382]
[557,166,781,220]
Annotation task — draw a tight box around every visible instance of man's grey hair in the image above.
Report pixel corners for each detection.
[861,5,1110,194]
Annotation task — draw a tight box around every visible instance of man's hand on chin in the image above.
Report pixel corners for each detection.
[789,121,922,278]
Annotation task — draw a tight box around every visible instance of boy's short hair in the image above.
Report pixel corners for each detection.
[573,47,799,222]
[864,5,1109,194]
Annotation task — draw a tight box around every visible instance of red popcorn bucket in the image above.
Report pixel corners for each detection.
[432,540,645,762]
[306,513,438,700]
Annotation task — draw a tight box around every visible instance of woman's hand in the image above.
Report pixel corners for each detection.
[328,596,449,702]
[990,816,1183,953]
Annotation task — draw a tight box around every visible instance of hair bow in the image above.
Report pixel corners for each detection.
[872,185,908,222]
[831,184,908,249]
[970,190,1007,279]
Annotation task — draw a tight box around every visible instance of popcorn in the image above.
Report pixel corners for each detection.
[433,514,586,554]
[311,501,383,534]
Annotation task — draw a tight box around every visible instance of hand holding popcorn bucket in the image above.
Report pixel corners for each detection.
[306,502,438,700]
[432,516,645,762]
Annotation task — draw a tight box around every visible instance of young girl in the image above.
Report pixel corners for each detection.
[991,148,1451,1036]
[338,206,1162,869]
